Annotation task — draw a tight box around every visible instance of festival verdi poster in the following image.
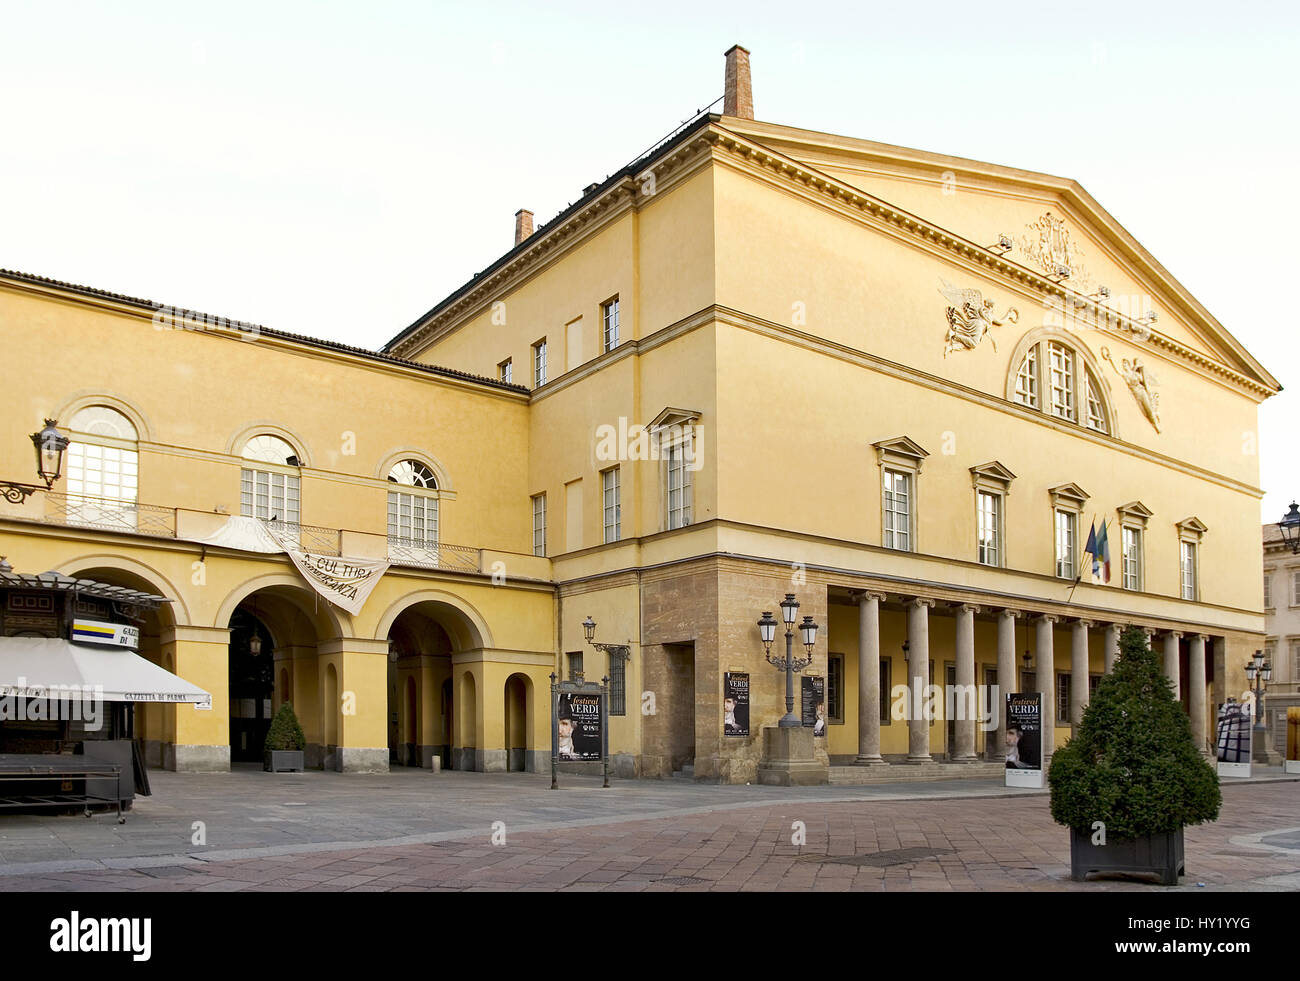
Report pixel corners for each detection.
[1004,692,1042,771]
[557,691,602,761]
[723,672,749,737]
[801,675,826,736]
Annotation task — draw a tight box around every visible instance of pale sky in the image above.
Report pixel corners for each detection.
[3,1,1297,523]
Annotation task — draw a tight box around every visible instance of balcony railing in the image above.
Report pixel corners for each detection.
[386,536,480,573]
[45,492,176,538]
[265,519,342,557]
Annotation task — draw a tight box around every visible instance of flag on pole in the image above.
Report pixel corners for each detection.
[1097,520,1111,582]
[1084,521,1099,579]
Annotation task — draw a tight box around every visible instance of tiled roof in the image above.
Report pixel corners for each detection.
[0,268,529,395]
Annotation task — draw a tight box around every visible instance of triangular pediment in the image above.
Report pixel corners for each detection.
[872,435,929,468]
[717,117,1279,393]
[648,406,702,432]
[970,460,1017,485]
[1048,482,1090,507]
[1116,501,1155,523]
[1178,516,1209,535]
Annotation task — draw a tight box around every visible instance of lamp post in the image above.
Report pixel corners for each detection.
[1,419,69,504]
[1245,649,1272,763]
[581,615,631,671]
[1278,503,1300,555]
[757,593,818,727]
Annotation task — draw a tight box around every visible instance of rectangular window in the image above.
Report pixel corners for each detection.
[567,651,583,682]
[666,443,692,530]
[1057,673,1071,724]
[1048,342,1075,421]
[533,339,547,387]
[532,493,546,557]
[1122,526,1143,590]
[241,469,301,525]
[827,654,844,724]
[602,467,621,543]
[1263,572,1272,609]
[1015,346,1038,407]
[977,490,1001,566]
[1291,639,1300,683]
[883,470,912,551]
[387,491,438,545]
[1021,670,1036,694]
[1292,569,1300,606]
[610,654,626,716]
[67,443,139,503]
[1055,509,1076,579]
[1181,541,1198,600]
[498,358,512,384]
[602,297,620,352]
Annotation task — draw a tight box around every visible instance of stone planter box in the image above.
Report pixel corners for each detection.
[1070,826,1185,885]
[264,750,304,773]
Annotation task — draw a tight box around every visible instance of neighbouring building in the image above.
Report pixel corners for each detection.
[0,46,1279,783]
[1262,521,1300,757]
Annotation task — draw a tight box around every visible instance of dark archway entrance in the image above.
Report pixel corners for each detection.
[228,608,274,763]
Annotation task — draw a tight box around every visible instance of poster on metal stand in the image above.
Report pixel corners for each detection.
[550,678,610,789]
[801,675,826,737]
[1215,698,1252,778]
[1004,692,1043,789]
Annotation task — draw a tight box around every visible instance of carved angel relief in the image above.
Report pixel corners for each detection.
[939,279,1019,357]
[1101,346,1161,433]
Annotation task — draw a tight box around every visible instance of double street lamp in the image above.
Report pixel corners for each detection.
[757,593,819,728]
[1245,648,1272,762]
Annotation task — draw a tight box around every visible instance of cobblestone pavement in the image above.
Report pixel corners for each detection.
[0,770,1295,891]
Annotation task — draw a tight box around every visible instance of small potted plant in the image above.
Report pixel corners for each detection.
[263,701,306,773]
[1048,625,1221,885]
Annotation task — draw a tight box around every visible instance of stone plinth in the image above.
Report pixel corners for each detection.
[757,726,829,786]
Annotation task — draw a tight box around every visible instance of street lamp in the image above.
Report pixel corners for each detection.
[1278,503,1300,555]
[759,593,818,727]
[581,615,631,670]
[1246,648,1272,762]
[2,419,69,504]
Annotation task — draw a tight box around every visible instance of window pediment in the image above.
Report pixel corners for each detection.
[1117,501,1154,526]
[648,406,701,433]
[872,436,929,473]
[970,460,1017,491]
[1178,516,1208,540]
[1049,482,1089,510]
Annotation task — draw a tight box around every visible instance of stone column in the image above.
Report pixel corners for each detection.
[954,604,978,762]
[1103,624,1121,673]
[1164,631,1182,701]
[995,609,1019,762]
[855,592,887,765]
[906,598,934,763]
[1071,619,1092,732]
[1189,634,1209,755]
[1035,615,1057,763]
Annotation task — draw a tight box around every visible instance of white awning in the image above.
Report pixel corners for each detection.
[0,637,212,706]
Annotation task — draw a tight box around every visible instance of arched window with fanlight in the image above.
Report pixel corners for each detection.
[386,460,439,567]
[64,405,140,530]
[239,434,301,524]
[1006,331,1113,436]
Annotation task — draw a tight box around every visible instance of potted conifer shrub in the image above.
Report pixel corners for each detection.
[263,701,306,773]
[1048,625,1221,885]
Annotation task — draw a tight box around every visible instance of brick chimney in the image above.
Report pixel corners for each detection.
[514,208,534,246]
[723,45,753,119]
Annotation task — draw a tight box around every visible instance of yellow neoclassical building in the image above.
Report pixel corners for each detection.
[0,46,1279,783]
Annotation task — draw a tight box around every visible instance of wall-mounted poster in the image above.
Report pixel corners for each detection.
[801,676,826,736]
[1215,698,1252,778]
[724,672,749,737]
[1005,692,1043,789]
[557,691,603,761]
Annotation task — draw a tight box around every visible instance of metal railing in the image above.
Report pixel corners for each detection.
[44,492,176,538]
[263,519,342,557]
[386,536,480,573]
